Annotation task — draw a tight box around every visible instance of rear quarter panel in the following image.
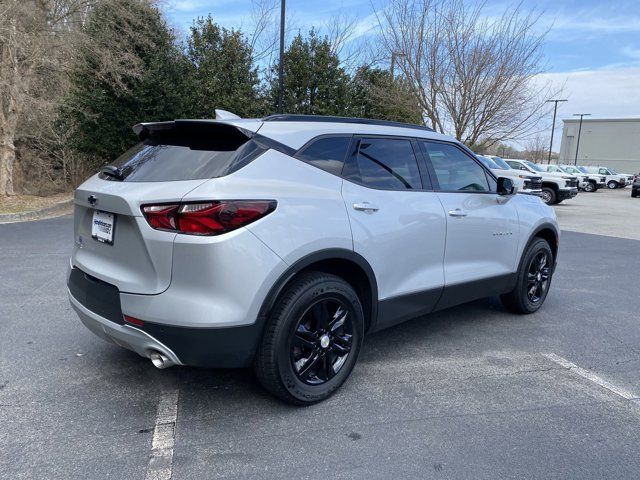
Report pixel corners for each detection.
[182,150,353,265]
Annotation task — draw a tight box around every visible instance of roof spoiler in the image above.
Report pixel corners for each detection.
[133,120,254,151]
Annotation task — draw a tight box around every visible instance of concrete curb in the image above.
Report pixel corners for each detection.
[0,198,73,223]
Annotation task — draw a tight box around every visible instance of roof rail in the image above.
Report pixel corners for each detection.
[261,114,434,132]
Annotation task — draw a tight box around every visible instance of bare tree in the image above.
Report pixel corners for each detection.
[0,0,167,196]
[376,0,557,150]
[523,134,547,163]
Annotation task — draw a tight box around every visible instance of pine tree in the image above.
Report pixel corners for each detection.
[60,0,189,163]
[270,30,350,116]
[183,16,261,118]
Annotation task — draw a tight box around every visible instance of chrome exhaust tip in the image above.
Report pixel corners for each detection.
[150,351,172,369]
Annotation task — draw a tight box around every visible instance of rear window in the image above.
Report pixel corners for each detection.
[296,136,351,176]
[105,140,264,182]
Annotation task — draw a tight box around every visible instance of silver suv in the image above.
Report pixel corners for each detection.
[67,114,559,404]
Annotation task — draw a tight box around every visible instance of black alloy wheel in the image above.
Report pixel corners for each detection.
[500,237,554,314]
[255,271,364,405]
[526,251,551,304]
[290,298,354,385]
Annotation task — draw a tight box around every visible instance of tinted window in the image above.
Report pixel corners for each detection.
[106,139,264,182]
[296,136,351,176]
[507,161,528,171]
[344,138,422,190]
[423,142,489,192]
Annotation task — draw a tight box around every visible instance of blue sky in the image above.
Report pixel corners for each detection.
[164,0,640,149]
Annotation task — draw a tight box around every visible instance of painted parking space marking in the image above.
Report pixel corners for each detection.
[145,390,180,480]
[544,353,640,403]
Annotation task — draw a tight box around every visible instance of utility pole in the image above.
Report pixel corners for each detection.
[573,113,591,165]
[546,99,567,164]
[277,0,286,114]
[390,52,405,78]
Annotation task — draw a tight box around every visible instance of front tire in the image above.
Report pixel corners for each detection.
[584,182,596,192]
[254,272,364,405]
[540,187,556,205]
[607,180,618,189]
[500,238,554,314]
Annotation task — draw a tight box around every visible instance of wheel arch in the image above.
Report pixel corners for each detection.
[257,249,379,333]
[525,223,559,264]
[541,181,559,191]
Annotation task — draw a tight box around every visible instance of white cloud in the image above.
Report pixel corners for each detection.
[528,66,640,150]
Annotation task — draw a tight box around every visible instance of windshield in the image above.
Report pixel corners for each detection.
[608,168,618,174]
[578,166,589,174]
[560,166,576,174]
[490,156,511,170]
[477,155,499,169]
[524,160,545,172]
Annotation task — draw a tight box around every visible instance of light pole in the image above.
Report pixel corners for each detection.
[573,113,591,165]
[277,0,286,114]
[546,99,567,164]
[390,52,405,78]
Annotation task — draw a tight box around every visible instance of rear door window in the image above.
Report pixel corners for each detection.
[296,136,351,176]
[343,138,423,190]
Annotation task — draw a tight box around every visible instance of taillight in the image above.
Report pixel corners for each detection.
[141,200,276,235]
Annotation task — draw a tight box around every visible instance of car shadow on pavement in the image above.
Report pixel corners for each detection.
[91,296,529,411]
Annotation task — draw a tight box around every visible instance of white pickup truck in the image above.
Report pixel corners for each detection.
[541,164,606,192]
[477,155,543,195]
[583,166,633,189]
[540,164,589,191]
[505,159,579,205]
[559,165,606,192]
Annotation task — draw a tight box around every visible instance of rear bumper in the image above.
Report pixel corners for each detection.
[557,188,578,201]
[68,286,264,368]
[67,261,272,368]
[69,291,182,366]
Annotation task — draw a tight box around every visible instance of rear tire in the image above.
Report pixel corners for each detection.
[540,187,556,205]
[500,238,554,314]
[607,180,618,189]
[254,272,364,405]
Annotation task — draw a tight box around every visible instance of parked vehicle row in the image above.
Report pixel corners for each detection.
[583,166,634,190]
[475,155,579,205]
[477,154,639,202]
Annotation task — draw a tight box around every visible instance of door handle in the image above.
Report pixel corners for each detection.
[353,202,379,213]
[448,209,467,217]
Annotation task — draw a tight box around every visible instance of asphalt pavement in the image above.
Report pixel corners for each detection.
[1,213,639,479]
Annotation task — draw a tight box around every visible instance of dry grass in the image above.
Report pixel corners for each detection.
[0,192,72,214]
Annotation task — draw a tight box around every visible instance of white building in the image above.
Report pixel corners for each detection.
[559,117,640,173]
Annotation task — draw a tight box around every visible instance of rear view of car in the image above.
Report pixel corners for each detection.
[68,119,286,368]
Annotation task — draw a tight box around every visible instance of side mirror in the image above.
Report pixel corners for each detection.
[497,177,516,196]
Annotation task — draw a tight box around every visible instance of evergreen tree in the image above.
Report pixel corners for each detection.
[348,66,423,124]
[270,30,350,115]
[183,16,261,118]
[61,0,189,163]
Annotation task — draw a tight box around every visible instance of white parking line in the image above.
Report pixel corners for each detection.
[544,353,640,403]
[145,390,180,480]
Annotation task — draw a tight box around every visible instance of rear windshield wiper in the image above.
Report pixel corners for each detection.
[100,165,124,181]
